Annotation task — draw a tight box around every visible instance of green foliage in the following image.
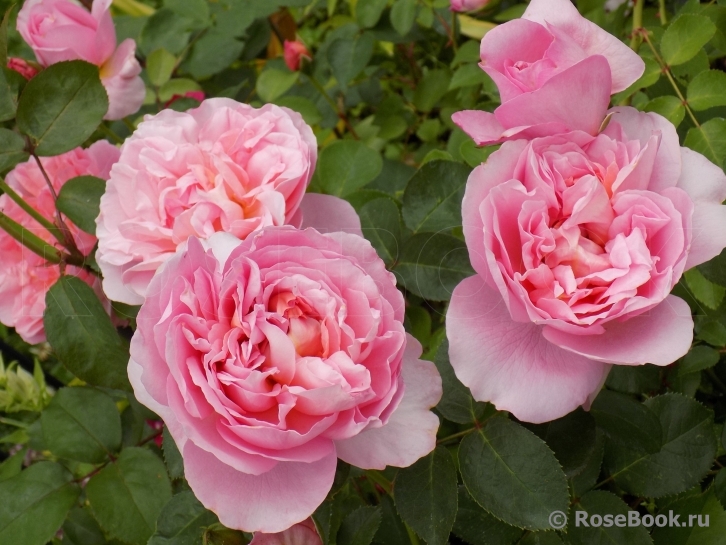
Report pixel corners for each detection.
[148,491,219,545]
[314,140,383,197]
[55,176,107,235]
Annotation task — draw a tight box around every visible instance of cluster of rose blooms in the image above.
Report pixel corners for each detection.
[2,0,726,542]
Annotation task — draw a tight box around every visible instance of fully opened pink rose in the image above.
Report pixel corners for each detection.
[129,227,442,532]
[447,107,726,424]
[0,141,120,344]
[453,0,644,146]
[96,98,353,305]
[17,0,145,120]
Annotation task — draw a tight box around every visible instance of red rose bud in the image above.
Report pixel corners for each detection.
[7,57,39,79]
[283,39,311,71]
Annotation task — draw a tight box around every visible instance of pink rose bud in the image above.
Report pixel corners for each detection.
[250,519,322,545]
[453,0,646,146]
[95,98,322,305]
[447,107,726,424]
[16,0,145,120]
[0,141,120,344]
[129,227,442,532]
[163,90,206,109]
[450,0,490,12]
[284,40,311,71]
[7,57,39,79]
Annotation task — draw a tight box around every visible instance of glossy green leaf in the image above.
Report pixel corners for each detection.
[148,491,219,545]
[661,14,717,66]
[643,96,685,127]
[359,197,403,266]
[162,426,184,480]
[0,67,25,122]
[684,268,725,310]
[402,160,471,234]
[147,48,177,87]
[393,233,474,301]
[44,276,131,391]
[337,506,381,545]
[679,346,720,376]
[651,488,726,545]
[459,417,569,530]
[55,175,106,235]
[0,128,28,173]
[688,70,726,110]
[314,140,383,197]
[390,0,417,35]
[139,9,193,55]
[413,69,452,112]
[328,34,375,86]
[87,447,173,545]
[256,69,299,103]
[356,0,387,28]
[452,486,523,545]
[164,0,209,22]
[41,386,121,463]
[684,118,726,166]
[394,447,458,545]
[16,61,108,156]
[590,389,663,454]
[62,506,108,545]
[0,462,80,545]
[699,248,726,287]
[568,491,653,545]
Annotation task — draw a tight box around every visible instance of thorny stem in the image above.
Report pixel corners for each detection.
[640,30,701,128]
[659,0,668,25]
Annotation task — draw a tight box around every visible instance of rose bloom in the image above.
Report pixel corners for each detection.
[447,108,726,423]
[250,519,322,545]
[7,57,38,79]
[96,98,328,305]
[16,0,145,120]
[283,40,311,72]
[450,0,490,12]
[453,0,645,146]
[129,226,442,532]
[0,141,120,344]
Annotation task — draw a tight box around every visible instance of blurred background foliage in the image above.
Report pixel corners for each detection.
[1,1,726,544]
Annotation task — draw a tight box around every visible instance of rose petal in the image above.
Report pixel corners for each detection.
[299,193,363,237]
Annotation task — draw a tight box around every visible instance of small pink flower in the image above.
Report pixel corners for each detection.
[447,107,726,423]
[16,0,145,120]
[0,141,120,344]
[7,57,39,79]
[453,0,645,146]
[450,0,490,12]
[284,40,311,72]
[96,98,352,306]
[129,227,442,532]
[250,519,322,545]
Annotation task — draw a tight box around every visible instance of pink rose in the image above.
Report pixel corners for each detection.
[453,0,645,146]
[447,107,726,424]
[250,519,322,545]
[7,57,39,79]
[283,40,311,72]
[450,0,490,12]
[0,141,120,344]
[128,227,442,532]
[17,0,145,120]
[96,98,344,305]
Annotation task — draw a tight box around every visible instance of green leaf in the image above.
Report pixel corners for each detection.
[16,61,108,156]
[139,9,192,55]
[337,506,382,545]
[0,462,80,545]
[643,96,686,127]
[661,14,717,66]
[0,7,10,68]
[55,175,106,235]
[184,30,244,80]
[162,426,184,480]
[699,248,726,287]
[528,409,598,479]
[684,118,726,166]
[87,447,173,545]
[459,417,569,530]
[393,233,473,301]
[393,447,458,545]
[452,486,523,545]
[568,491,653,545]
[41,386,121,463]
[314,140,383,197]
[685,268,726,310]
[413,69,452,113]
[590,389,663,454]
[62,506,108,545]
[374,495,409,545]
[449,63,491,90]
[328,33,375,86]
[0,128,28,173]
[697,319,726,346]
[651,488,726,545]
[0,448,25,482]
[434,339,491,425]
[44,276,131,391]
[716,469,726,509]
[0,67,25,122]
[256,69,299,103]
[275,96,322,126]
[147,48,177,87]
[605,364,661,395]
[164,0,210,22]
[679,346,720,376]
[148,491,219,545]
[687,70,726,111]
[519,533,564,545]
[402,160,471,234]
[390,0,417,35]
[359,197,403,266]
[603,394,716,497]
[571,432,605,497]
[356,0,387,28]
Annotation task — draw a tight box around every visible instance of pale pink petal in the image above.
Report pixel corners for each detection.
[250,519,322,545]
[101,39,145,120]
[183,441,337,533]
[522,0,645,92]
[543,295,693,366]
[446,276,610,424]
[452,110,508,147]
[299,193,363,237]
[334,335,441,469]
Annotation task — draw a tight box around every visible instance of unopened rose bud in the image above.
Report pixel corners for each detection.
[7,57,39,79]
[283,39,312,71]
